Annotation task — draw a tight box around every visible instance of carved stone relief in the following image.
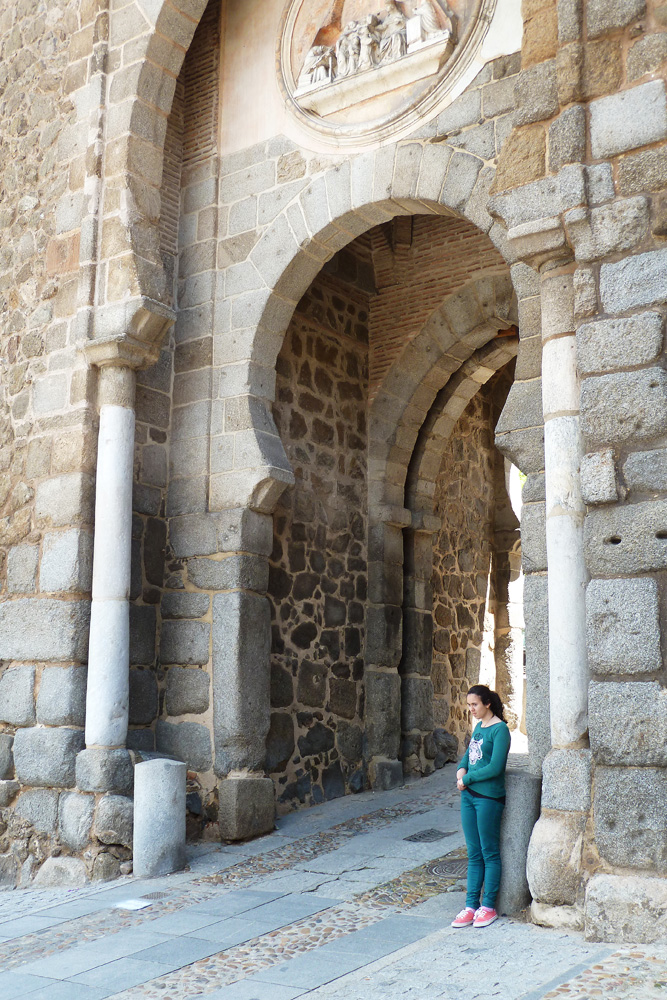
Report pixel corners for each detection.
[278,0,496,144]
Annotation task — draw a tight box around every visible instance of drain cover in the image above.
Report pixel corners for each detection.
[141,891,172,900]
[427,857,468,878]
[404,828,455,843]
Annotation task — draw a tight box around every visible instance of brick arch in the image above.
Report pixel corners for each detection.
[405,336,519,517]
[93,0,210,344]
[368,272,518,509]
[211,142,512,512]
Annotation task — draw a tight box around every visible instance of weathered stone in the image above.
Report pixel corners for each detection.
[39,529,93,593]
[0,665,35,725]
[36,666,87,726]
[58,791,94,851]
[618,147,667,196]
[298,721,335,756]
[129,669,158,725]
[594,766,667,873]
[156,720,212,772]
[401,676,434,732]
[365,605,402,667]
[527,812,586,905]
[95,794,133,848]
[580,450,617,505]
[541,749,591,811]
[75,748,134,795]
[14,789,59,833]
[218,775,275,841]
[165,667,210,716]
[589,681,667,766]
[161,592,210,619]
[336,720,363,763]
[568,197,650,262]
[577,313,663,376]
[627,32,667,82]
[365,670,401,760]
[585,873,667,943]
[548,105,585,172]
[624,449,667,492]
[330,678,357,720]
[0,781,19,807]
[587,0,645,37]
[523,573,551,769]
[521,503,547,573]
[33,856,89,887]
[130,605,157,667]
[580,369,667,448]
[14,727,83,788]
[0,599,90,662]
[296,661,327,708]
[92,853,121,882]
[134,759,187,875]
[590,81,667,160]
[212,590,270,775]
[6,544,39,593]
[0,853,19,887]
[584,499,667,575]
[514,62,558,126]
[160,621,210,665]
[0,735,13,780]
[266,712,294,771]
[401,609,433,676]
[586,577,661,675]
[497,767,542,915]
[187,554,268,592]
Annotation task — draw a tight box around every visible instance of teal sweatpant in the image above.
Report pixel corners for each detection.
[460,790,504,909]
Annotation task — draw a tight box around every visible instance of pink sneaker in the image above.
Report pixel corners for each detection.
[473,906,498,927]
[451,906,476,928]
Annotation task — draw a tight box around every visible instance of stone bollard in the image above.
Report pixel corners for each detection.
[133,759,186,877]
[496,763,542,916]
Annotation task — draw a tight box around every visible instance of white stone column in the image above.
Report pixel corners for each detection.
[85,364,136,748]
[541,268,589,747]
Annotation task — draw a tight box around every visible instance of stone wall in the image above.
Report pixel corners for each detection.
[268,268,369,812]
[431,382,497,747]
[0,0,102,886]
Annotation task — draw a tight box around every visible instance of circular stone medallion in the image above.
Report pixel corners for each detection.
[278,0,496,146]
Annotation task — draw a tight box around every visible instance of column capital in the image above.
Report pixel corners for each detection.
[81,296,175,370]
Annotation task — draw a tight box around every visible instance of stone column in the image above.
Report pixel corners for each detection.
[400,514,439,775]
[76,364,136,796]
[211,508,276,840]
[540,266,589,748]
[365,507,411,790]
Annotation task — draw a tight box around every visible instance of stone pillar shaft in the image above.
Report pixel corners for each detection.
[85,365,136,749]
[541,268,589,747]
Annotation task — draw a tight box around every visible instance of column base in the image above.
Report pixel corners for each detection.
[218,775,275,841]
[369,758,403,791]
[75,748,134,795]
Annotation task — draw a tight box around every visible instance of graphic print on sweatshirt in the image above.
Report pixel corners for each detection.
[468,734,484,765]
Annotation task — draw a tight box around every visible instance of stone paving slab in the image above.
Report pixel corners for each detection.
[0,764,665,999]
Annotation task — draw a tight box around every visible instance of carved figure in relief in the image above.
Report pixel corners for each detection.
[413,0,449,36]
[357,14,381,71]
[335,20,361,77]
[378,0,407,63]
[298,44,335,87]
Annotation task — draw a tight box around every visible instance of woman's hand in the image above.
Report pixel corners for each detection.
[456,777,465,791]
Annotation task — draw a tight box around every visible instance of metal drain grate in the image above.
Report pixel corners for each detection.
[141,891,172,900]
[427,857,468,878]
[403,829,456,843]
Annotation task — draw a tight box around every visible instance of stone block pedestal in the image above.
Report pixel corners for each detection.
[133,758,186,877]
[496,766,542,915]
[218,775,275,841]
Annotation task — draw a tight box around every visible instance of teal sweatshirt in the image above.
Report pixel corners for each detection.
[458,720,511,799]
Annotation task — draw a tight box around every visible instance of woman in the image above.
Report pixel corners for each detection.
[451,684,510,929]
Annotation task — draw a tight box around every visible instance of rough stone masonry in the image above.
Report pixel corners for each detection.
[0,0,666,944]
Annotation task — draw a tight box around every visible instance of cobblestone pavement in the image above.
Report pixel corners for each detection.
[0,762,665,1000]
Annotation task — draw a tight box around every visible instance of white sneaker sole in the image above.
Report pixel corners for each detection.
[473,914,498,927]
